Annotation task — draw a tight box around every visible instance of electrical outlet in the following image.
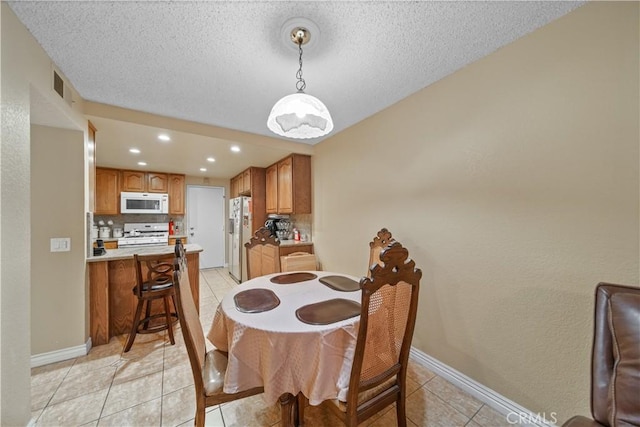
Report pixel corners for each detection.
[50,237,71,252]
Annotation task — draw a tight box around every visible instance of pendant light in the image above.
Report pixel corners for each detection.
[267,27,333,139]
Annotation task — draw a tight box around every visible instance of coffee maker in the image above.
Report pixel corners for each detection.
[264,215,291,239]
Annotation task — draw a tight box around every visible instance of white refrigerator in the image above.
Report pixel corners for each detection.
[228,196,252,283]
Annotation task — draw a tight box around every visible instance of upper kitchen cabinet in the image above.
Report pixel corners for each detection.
[121,170,145,192]
[147,172,169,193]
[95,167,119,215]
[229,167,266,234]
[265,164,278,214]
[121,170,168,193]
[266,154,311,215]
[168,174,185,215]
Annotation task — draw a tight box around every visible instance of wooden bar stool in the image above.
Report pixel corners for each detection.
[124,253,178,352]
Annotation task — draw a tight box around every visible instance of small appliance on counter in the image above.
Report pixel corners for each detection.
[93,239,107,256]
[265,215,291,239]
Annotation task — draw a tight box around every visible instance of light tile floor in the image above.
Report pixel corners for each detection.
[30,268,511,427]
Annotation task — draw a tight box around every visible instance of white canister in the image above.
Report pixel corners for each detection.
[99,227,111,238]
[91,226,99,239]
[112,227,123,238]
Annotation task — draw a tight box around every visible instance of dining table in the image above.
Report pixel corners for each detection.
[207,270,364,427]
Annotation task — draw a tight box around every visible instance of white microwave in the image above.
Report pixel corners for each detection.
[121,192,169,214]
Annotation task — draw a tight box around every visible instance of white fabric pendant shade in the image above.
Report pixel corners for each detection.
[267,92,334,139]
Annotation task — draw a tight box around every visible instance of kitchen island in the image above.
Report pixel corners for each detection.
[87,243,203,346]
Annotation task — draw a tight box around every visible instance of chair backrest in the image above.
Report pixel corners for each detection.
[133,253,174,297]
[367,228,395,277]
[591,283,640,426]
[173,255,207,394]
[280,251,318,272]
[174,238,187,270]
[245,227,281,280]
[347,241,421,421]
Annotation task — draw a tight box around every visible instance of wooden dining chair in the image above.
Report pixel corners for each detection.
[245,226,281,280]
[172,248,264,427]
[304,241,422,427]
[367,228,395,277]
[124,252,178,352]
[280,251,319,272]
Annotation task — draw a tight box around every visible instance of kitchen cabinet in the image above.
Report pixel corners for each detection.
[121,170,146,192]
[88,247,201,346]
[147,172,168,193]
[95,168,119,215]
[94,241,118,249]
[229,167,267,234]
[265,164,278,214]
[242,169,251,194]
[230,175,239,199]
[168,174,185,215]
[168,237,187,246]
[279,243,313,257]
[121,170,168,193]
[266,154,311,215]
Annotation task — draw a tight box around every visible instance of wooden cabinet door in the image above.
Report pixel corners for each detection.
[168,174,185,215]
[265,164,278,214]
[277,157,293,213]
[95,168,119,215]
[121,170,145,192]
[242,169,251,194]
[230,176,238,199]
[147,172,168,193]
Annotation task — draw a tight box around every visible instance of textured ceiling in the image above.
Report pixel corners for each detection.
[10,1,584,176]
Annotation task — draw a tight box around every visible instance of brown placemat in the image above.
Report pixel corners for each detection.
[270,272,318,285]
[234,288,280,313]
[319,275,361,292]
[296,299,361,325]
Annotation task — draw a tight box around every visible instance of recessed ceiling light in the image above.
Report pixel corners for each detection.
[129,148,140,154]
[230,145,240,153]
[158,134,171,141]
[138,161,147,166]
[206,157,216,162]
[200,168,207,172]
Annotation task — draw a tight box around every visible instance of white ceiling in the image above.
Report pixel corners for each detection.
[10,1,584,179]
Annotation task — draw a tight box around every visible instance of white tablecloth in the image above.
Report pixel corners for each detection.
[207,271,362,405]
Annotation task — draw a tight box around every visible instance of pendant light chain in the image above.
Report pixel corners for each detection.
[295,41,306,92]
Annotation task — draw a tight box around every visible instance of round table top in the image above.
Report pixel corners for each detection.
[219,271,362,333]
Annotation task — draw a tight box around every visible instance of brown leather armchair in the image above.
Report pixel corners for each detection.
[563,283,640,427]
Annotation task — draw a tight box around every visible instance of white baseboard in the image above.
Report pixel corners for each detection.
[410,348,558,427]
[31,337,92,368]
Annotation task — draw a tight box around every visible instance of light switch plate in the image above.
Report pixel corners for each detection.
[50,237,71,252]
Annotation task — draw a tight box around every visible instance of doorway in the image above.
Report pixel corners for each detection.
[186,186,225,269]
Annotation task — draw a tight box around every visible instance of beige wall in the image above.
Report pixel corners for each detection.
[1,4,88,424]
[312,2,638,423]
[31,125,86,354]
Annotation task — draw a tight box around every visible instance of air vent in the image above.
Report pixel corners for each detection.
[53,70,64,98]
[52,68,73,107]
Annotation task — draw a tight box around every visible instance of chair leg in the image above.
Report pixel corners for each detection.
[296,393,306,426]
[396,394,407,427]
[124,298,145,352]
[164,296,175,345]
[143,298,152,330]
[194,400,205,427]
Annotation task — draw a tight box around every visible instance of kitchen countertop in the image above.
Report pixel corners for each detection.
[278,239,313,247]
[87,243,203,262]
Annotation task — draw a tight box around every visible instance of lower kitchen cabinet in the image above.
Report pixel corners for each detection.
[279,243,313,257]
[169,237,187,246]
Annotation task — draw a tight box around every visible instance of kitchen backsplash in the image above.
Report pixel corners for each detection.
[290,214,312,241]
[94,214,185,232]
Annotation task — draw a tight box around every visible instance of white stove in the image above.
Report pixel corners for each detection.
[117,222,169,247]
